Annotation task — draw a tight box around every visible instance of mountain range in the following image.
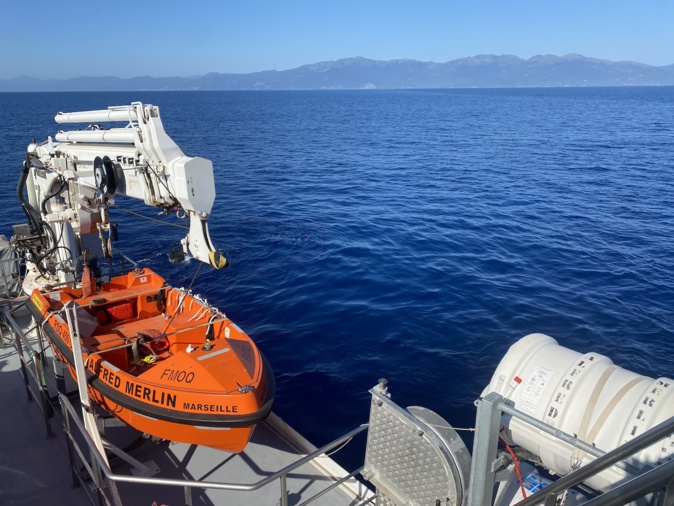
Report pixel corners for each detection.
[2,54,674,92]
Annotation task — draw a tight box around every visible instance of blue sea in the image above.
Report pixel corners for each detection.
[1,88,673,464]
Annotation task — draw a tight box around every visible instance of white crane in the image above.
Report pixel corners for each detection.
[15,102,227,290]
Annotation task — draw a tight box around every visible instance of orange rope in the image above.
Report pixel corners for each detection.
[500,437,527,501]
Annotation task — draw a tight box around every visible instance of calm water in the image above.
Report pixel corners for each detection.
[1,88,673,461]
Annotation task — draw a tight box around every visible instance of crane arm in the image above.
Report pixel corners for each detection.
[22,102,227,280]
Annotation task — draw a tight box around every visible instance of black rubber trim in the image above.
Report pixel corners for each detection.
[28,300,275,428]
[92,354,275,427]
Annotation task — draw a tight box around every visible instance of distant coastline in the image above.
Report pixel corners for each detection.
[2,54,674,92]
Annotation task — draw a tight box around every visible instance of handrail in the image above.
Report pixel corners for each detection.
[3,302,54,437]
[498,401,642,476]
[469,393,674,506]
[0,254,22,299]
[58,392,369,505]
[296,465,365,506]
[580,460,674,506]
[4,302,33,349]
[513,414,674,506]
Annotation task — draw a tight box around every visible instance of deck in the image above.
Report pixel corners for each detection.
[0,304,372,506]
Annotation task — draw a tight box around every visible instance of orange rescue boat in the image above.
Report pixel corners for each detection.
[27,267,275,453]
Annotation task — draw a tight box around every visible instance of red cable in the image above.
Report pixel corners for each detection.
[500,437,527,501]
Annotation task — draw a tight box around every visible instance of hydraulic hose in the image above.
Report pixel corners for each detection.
[17,158,42,231]
[40,176,66,215]
[17,157,63,272]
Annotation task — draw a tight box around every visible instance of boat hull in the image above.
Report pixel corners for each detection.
[27,268,275,453]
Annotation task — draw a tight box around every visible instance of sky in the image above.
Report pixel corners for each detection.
[1,0,673,80]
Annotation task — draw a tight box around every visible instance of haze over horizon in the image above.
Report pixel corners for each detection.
[2,0,673,80]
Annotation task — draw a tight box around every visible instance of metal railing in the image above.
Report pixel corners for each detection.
[58,391,372,506]
[0,253,21,300]
[0,253,23,347]
[3,303,54,438]
[467,392,674,506]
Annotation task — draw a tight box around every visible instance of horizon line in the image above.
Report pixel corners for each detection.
[2,53,673,82]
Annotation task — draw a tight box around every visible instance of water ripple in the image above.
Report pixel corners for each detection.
[1,88,673,462]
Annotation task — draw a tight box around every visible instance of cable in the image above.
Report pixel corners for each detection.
[325,436,354,456]
[40,176,66,215]
[425,423,475,432]
[36,220,70,267]
[147,165,180,204]
[111,203,188,229]
[36,176,73,271]
[17,156,42,232]
[162,262,203,335]
[500,437,528,501]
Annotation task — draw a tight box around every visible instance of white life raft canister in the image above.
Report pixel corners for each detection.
[482,333,674,492]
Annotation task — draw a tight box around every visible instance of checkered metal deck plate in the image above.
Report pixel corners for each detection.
[363,388,471,506]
